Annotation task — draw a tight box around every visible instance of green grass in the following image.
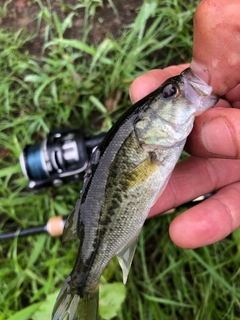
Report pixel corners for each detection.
[1,0,240,319]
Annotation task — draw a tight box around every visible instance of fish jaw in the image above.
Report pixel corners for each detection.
[181,68,219,116]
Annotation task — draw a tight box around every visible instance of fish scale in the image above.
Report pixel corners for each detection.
[52,68,219,320]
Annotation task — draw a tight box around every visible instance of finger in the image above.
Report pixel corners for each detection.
[129,64,188,103]
[149,156,240,217]
[185,107,240,158]
[225,84,240,109]
[169,182,240,248]
[191,0,240,96]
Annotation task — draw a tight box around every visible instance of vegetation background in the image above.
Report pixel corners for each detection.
[1,0,240,319]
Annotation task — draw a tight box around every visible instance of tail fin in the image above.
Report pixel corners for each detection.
[52,276,99,320]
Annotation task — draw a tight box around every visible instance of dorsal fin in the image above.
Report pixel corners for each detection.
[62,148,101,242]
[116,236,138,284]
[62,198,81,242]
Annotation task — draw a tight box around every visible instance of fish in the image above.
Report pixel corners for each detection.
[52,68,219,320]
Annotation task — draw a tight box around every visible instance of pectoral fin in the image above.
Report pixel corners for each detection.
[62,198,81,242]
[117,236,138,284]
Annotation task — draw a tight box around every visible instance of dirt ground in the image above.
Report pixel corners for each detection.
[0,0,143,56]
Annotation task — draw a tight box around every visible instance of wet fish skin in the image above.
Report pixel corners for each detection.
[52,68,219,320]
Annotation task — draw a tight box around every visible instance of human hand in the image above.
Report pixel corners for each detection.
[129,0,240,249]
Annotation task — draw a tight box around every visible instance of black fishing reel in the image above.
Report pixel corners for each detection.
[20,129,105,190]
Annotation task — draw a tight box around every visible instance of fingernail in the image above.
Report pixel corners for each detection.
[202,117,237,157]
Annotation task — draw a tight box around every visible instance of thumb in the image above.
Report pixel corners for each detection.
[185,107,240,158]
[190,0,240,96]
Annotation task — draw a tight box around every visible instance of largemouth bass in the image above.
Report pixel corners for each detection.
[52,68,218,320]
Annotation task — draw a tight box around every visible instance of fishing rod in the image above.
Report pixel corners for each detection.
[0,128,213,240]
[0,194,213,240]
[0,216,66,240]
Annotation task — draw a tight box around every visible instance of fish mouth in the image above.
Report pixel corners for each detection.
[181,68,219,111]
[181,67,213,96]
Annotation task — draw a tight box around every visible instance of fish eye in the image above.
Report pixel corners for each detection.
[162,83,179,99]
